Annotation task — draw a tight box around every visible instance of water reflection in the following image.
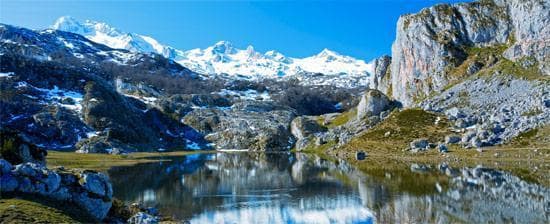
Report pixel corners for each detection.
[107,153,549,223]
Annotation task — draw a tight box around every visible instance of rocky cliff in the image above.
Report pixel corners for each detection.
[390,0,549,106]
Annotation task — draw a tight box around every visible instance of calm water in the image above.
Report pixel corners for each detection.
[107,152,549,223]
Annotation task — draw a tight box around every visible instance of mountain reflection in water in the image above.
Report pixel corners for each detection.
[107,152,549,223]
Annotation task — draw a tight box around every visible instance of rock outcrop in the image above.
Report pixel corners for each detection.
[291,116,328,150]
[184,101,296,151]
[356,89,393,120]
[391,0,549,107]
[0,159,113,220]
[501,0,550,75]
[371,55,392,96]
[421,75,549,147]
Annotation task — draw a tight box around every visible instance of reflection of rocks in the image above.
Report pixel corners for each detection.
[355,163,550,223]
[109,152,549,223]
[109,153,369,221]
[437,166,549,223]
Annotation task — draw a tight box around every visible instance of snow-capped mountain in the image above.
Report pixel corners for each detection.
[52,16,374,85]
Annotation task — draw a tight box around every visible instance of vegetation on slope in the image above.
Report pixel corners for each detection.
[321,108,549,186]
[0,197,93,223]
[341,108,451,152]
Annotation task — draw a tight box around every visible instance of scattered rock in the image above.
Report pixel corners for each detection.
[471,137,483,148]
[127,212,159,224]
[445,135,461,144]
[410,163,430,173]
[0,129,47,165]
[438,144,448,153]
[409,138,429,152]
[355,151,367,160]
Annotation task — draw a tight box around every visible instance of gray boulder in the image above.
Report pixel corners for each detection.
[471,137,483,148]
[75,135,134,154]
[438,144,449,153]
[410,138,430,152]
[0,159,13,174]
[445,135,461,144]
[356,89,392,120]
[291,116,327,150]
[0,129,47,165]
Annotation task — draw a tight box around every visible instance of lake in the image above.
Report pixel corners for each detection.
[107,152,549,223]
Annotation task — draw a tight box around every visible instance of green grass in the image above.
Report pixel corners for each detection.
[314,109,550,187]
[47,150,215,171]
[521,108,544,117]
[323,108,357,128]
[344,108,450,150]
[0,197,93,223]
[508,125,550,148]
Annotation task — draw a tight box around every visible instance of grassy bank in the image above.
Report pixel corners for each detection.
[47,150,216,171]
[328,109,550,186]
[0,197,94,223]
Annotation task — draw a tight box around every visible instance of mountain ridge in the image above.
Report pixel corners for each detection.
[52,16,374,81]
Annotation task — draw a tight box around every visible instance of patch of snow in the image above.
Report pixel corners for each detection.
[217,89,271,101]
[35,85,84,112]
[86,131,99,138]
[124,94,157,105]
[0,72,14,78]
[58,37,75,49]
[16,81,28,88]
[186,140,201,150]
[8,114,26,122]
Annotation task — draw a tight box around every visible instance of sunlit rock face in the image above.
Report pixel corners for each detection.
[391,0,549,107]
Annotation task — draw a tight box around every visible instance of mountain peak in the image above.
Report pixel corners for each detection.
[211,41,236,54]
[49,18,373,81]
[316,48,340,58]
[52,16,84,33]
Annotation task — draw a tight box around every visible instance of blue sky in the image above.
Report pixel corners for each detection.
[1,0,467,61]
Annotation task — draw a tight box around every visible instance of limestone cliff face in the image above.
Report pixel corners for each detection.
[501,0,550,74]
[371,55,392,96]
[390,0,549,107]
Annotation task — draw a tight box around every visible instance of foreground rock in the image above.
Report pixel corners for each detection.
[0,159,113,220]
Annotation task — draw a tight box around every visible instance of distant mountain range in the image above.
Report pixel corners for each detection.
[52,16,374,81]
